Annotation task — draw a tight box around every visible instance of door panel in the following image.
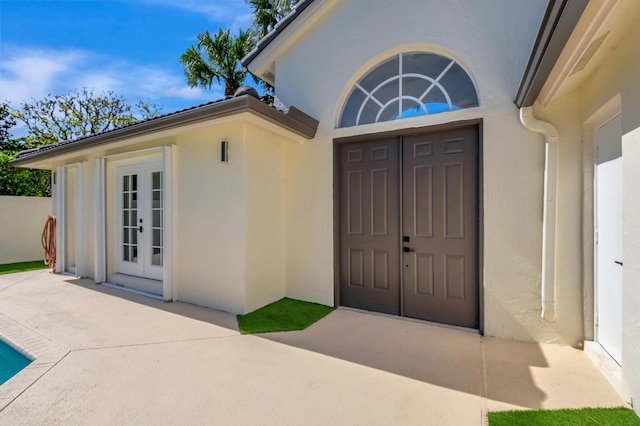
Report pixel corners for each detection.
[339,139,400,315]
[115,161,164,287]
[595,113,623,365]
[338,126,479,328]
[402,128,479,328]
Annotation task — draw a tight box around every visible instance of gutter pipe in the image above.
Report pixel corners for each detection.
[519,106,559,322]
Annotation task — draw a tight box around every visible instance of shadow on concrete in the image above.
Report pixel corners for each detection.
[259,308,550,409]
[64,277,617,410]
[66,278,239,332]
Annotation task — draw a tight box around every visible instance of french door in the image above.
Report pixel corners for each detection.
[115,161,164,283]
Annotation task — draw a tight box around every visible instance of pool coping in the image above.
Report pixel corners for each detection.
[0,312,69,412]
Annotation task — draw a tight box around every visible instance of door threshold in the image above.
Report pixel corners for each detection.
[337,306,480,334]
[584,341,629,403]
[102,281,165,301]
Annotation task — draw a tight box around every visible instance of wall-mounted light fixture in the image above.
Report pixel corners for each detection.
[221,141,228,162]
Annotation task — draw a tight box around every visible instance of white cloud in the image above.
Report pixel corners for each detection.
[0,44,223,112]
[0,47,88,104]
[136,0,253,29]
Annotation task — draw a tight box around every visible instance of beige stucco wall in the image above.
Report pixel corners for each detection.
[173,124,247,313]
[45,116,295,316]
[271,0,582,343]
[0,196,52,264]
[244,124,287,312]
[623,126,640,413]
[532,94,587,346]
[539,12,640,412]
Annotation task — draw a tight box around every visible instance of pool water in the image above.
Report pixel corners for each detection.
[0,340,31,385]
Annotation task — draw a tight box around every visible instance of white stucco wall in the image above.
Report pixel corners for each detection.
[538,10,640,412]
[270,0,578,342]
[0,196,52,264]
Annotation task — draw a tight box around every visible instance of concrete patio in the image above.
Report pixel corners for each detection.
[0,270,625,425]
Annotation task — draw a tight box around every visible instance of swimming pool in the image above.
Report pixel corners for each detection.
[0,340,31,385]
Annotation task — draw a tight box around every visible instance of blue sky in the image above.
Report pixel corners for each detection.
[0,0,255,134]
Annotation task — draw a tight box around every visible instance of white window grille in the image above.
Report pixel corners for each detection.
[340,52,478,128]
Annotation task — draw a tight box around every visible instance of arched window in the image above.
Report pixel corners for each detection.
[339,52,478,128]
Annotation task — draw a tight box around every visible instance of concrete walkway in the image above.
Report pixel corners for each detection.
[0,271,624,425]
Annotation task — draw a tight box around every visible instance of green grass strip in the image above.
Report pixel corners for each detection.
[0,260,49,275]
[488,407,640,426]
[237,297,334,334]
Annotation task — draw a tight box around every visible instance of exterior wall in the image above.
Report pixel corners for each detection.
[532,94,587,347]
[540,14,640,412]
[45,117,295,316]
[244,124,287,312]
[284,138,334,306]
[272,0,578,342]
[173,124,247,313]
[623,126,640,412]
[581,20,640,413]
[0,196,52,264]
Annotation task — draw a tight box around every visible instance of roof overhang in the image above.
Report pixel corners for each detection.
[241,0,333,86]
[514,0,589,108]
[12,95,318,169]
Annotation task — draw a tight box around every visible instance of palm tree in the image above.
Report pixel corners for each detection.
[180,28,255,98]
[247,0,298,38]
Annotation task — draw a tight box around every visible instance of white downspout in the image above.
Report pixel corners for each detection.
[519,106,559,322]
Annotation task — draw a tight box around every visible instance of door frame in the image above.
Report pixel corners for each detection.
[99,146,176,301]
[333,119,484,333]
[114,160,164,281]
[581,96,622,344]
[592,107,623,363]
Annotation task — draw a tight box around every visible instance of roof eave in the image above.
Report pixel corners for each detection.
[514,0,589,108]
[11,95,318,168]
[241,0,316,70]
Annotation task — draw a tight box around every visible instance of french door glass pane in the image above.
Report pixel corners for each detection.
[151,171,163,266]
[122,173,138,264]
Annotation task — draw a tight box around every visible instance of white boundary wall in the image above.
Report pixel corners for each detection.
[0,196,52,264]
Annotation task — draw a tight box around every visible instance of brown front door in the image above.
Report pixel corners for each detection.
[339,138,401,315]
[338,125,479,328]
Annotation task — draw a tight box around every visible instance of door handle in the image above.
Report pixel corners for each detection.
[403,247,415,253]
[615,260,623,266]
[139,226,143,233]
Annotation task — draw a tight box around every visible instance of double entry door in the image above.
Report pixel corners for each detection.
[338,126,479,328]
[115,161,164,285]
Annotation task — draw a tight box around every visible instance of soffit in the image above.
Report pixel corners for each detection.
[538,0,640,106]
[515,0,590,108]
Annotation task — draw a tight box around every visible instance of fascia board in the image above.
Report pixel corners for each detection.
[514,0,589,108]
[12,95,318,169]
